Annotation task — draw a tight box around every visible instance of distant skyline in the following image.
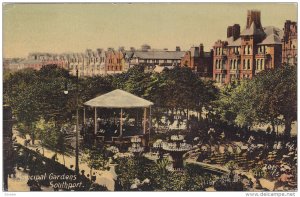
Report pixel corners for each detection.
[3,3,297,58]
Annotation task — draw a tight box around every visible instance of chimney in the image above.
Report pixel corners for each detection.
[227,26,233,38]
[141,44,151,51]
[96,48,103,54]
[191,46,200,57]
[199,44,204,56]
[232,24,240,40]
[176,46,181,51]
[246,10,262,29]
[118,46,125,51]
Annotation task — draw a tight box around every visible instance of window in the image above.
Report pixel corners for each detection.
[222,74,226,83]
[288,55,293,65]
[243,59,246,69]
[233,59,236,69]
[230,74,235,81]
[247,59,251,70]
[222,60,226,69]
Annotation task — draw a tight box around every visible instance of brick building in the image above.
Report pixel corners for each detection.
[126,45,185,72]
[213,10,284,84]
[181,44,213,78]
[105,48,127,74]
[67,49,106,77]
[9,45,185,77]
[282,20,297,65]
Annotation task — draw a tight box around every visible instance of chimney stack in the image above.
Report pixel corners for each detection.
[227,24,240,40]
[227,26,233,38]
[199,44,204,56]
[246,10,262,29]
[232,24,240,40]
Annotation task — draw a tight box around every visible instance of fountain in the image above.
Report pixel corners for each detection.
[160,135,192,171]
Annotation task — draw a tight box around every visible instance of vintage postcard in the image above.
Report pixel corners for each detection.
[2,2,298,194]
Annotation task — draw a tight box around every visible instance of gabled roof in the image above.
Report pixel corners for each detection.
[84,89,153,108]
[240,22,265,36]
[124,51,135,59]
[263,26,283,39]
[258,34,282,45]
[227,37,241,47]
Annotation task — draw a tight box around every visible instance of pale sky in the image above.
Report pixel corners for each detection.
[3,3,297,58]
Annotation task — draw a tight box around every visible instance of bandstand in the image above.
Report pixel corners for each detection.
[83,89,153,147]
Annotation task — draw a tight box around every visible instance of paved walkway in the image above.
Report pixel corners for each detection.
[13,129,116,191]
[8,169,53,192]
[185,158,230,174]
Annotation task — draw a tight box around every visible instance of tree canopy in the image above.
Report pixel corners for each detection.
[217,65,296,136]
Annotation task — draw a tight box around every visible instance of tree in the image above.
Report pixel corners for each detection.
[79,75,113,104]
[145,66,213,128]
[82,145,109,180]
[217,65,296,136]
[4,65,84,143]
[4,68,40,144]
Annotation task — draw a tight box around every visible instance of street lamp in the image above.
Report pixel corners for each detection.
[64,69,79,174]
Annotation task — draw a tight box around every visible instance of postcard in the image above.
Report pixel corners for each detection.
[2,2,298,193]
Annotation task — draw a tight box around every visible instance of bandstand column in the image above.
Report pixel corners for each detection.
[143,107,147,134]
[94,108,97,134]
[149,106,152,146]
[83,107,86,124]
[120,108,123,136]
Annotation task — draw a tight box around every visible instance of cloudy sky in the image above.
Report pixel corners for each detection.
[3,3,297,58]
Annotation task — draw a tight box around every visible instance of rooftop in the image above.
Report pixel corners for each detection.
[258,34,282,45]
[133,51,185,60]
[240,22,265,36]
[84,89,154,108]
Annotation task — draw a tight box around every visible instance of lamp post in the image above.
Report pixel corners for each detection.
[64,69,79,174]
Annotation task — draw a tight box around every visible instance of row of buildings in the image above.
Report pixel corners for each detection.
[4,10,297,84]
[4,44,213,78]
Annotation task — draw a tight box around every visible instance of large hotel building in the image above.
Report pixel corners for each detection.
[213,10,297,84]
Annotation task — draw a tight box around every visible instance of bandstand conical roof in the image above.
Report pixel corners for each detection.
[84,89,153,108]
